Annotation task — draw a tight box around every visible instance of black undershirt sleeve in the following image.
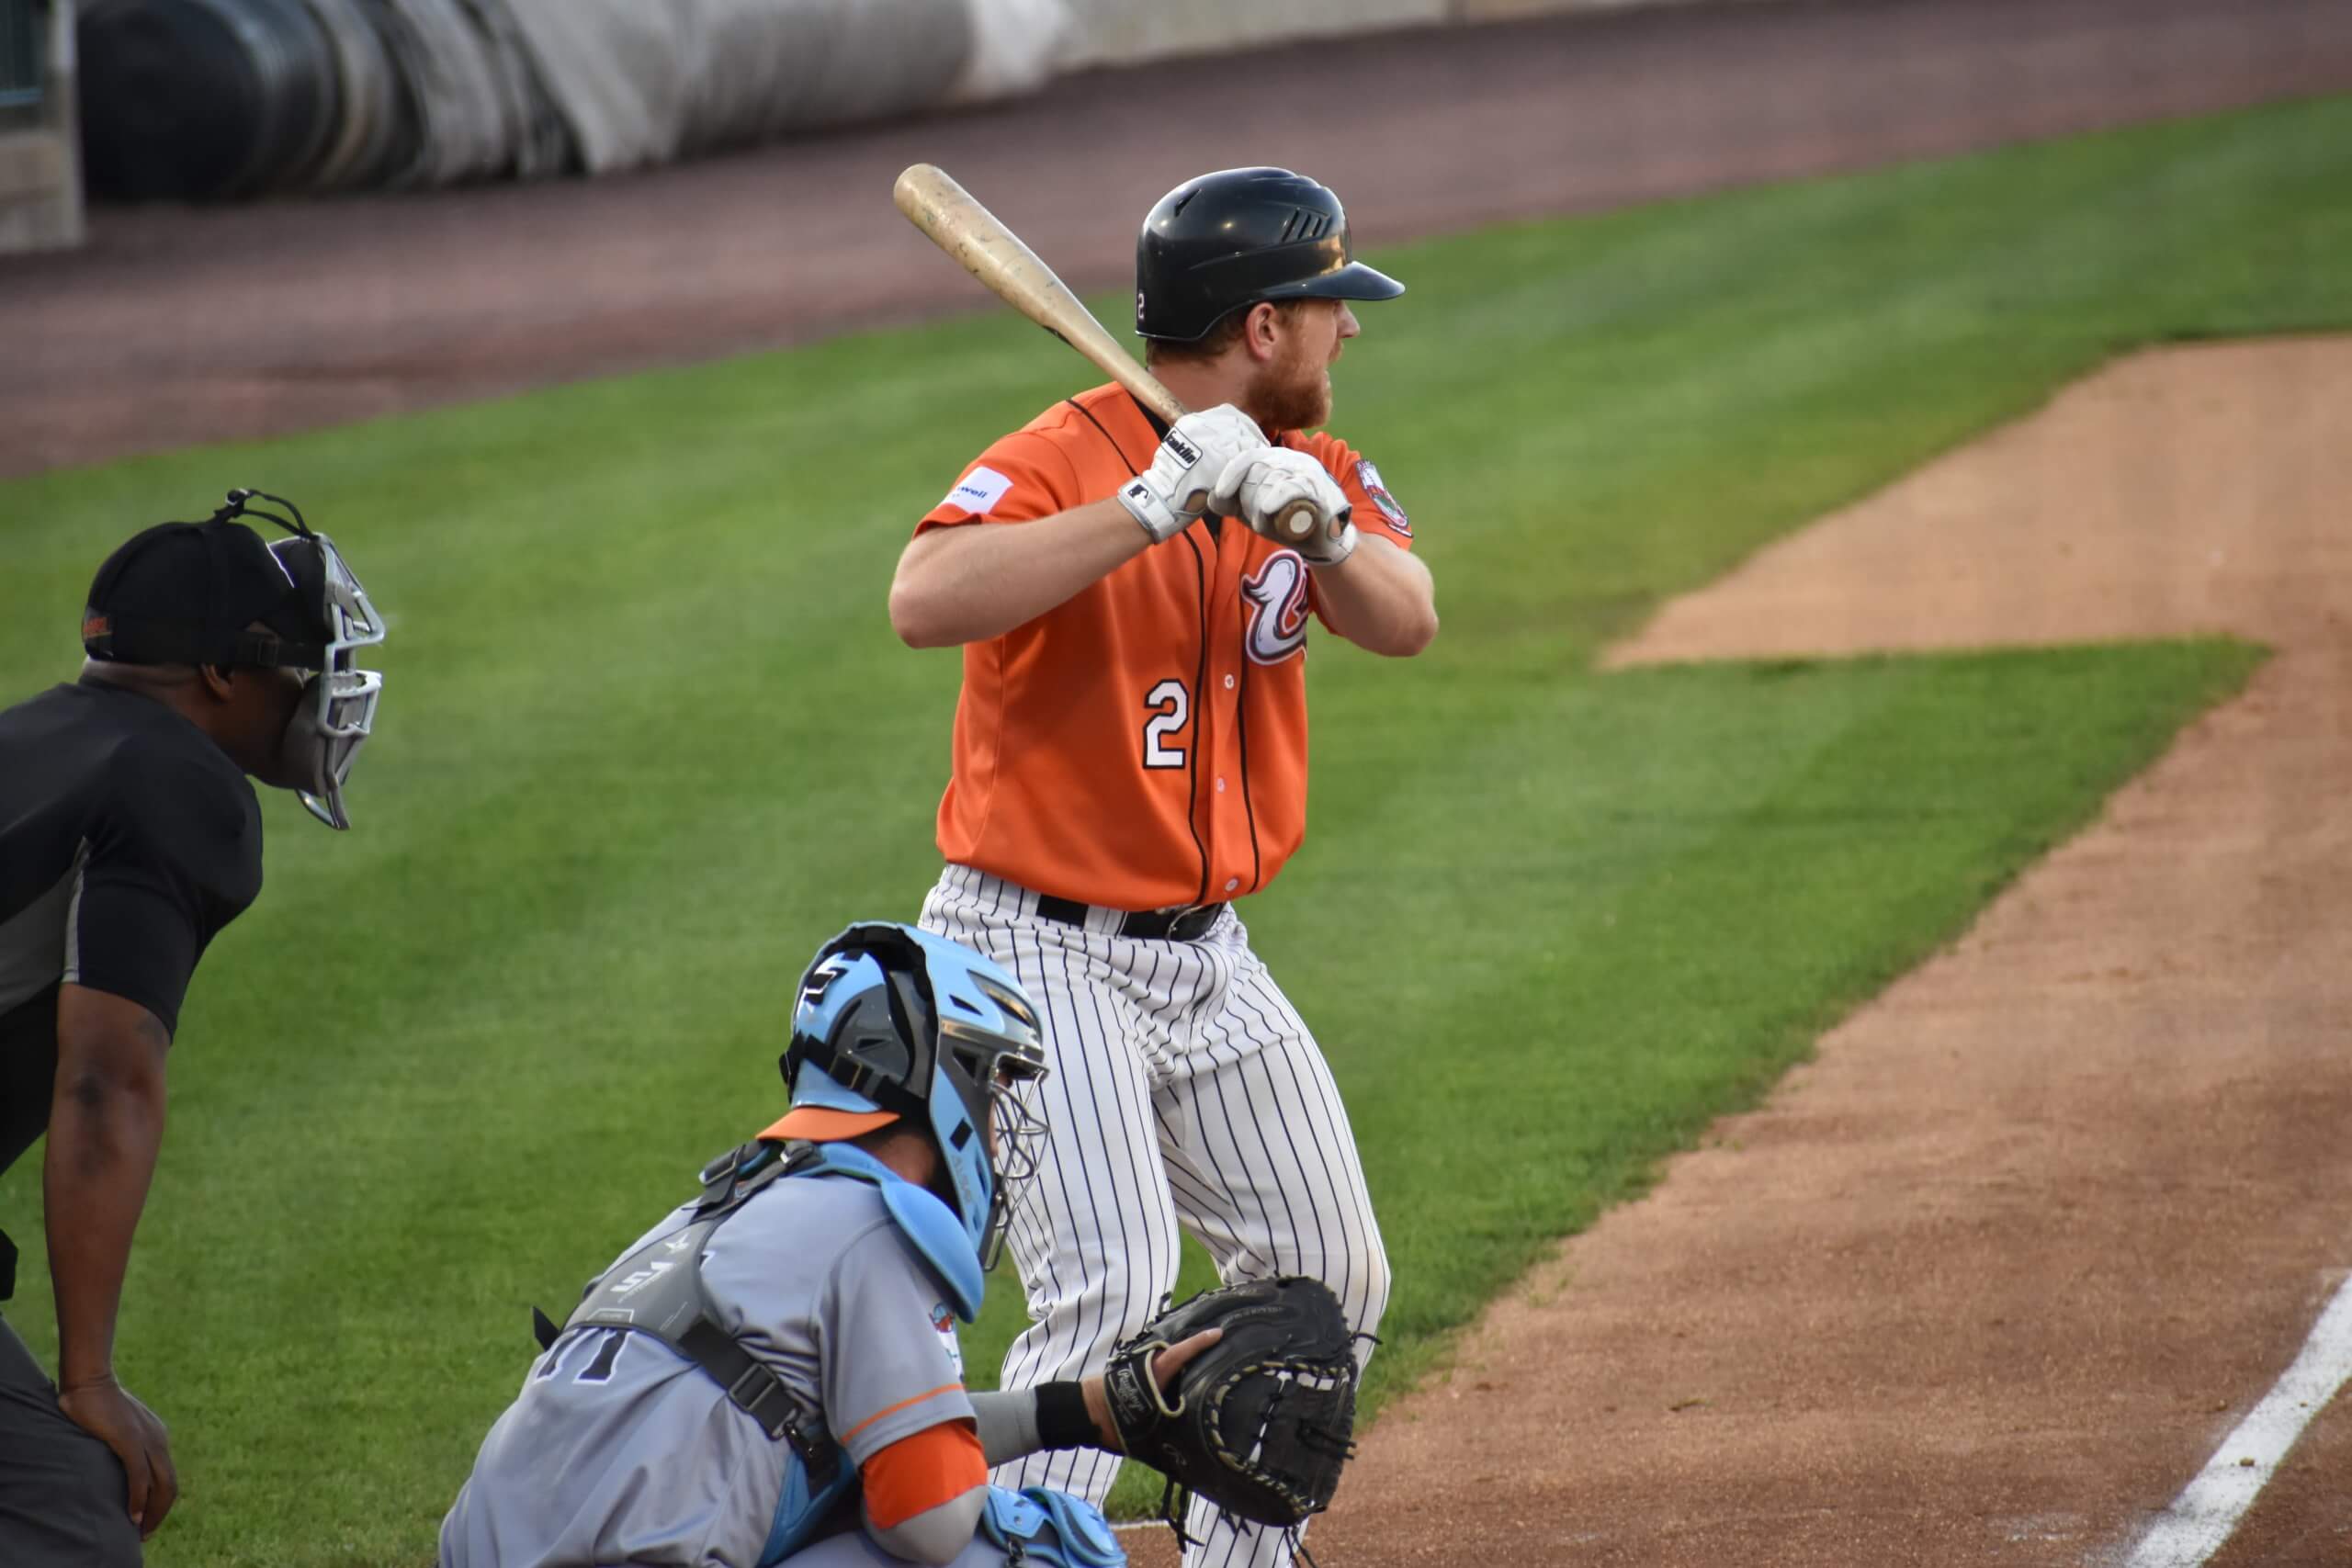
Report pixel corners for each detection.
[69,751,261,1037]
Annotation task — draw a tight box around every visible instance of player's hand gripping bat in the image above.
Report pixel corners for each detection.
[892,164,1321,543]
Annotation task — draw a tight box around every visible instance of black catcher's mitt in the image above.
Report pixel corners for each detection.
[1101,1276,1363,1540]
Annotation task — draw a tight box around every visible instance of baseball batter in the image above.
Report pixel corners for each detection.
[440,922,1214,1568]
[890,167,1435,1566]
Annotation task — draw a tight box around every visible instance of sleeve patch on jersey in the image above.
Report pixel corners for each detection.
[1355,459,1410,535]
[943,465,1014,516]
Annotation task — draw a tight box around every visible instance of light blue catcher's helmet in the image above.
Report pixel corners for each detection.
[773,923,1048,1269]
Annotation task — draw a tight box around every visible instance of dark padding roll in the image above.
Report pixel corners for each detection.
[78,0,339,200]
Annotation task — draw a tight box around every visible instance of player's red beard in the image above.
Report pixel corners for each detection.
[1243,334,1333,434]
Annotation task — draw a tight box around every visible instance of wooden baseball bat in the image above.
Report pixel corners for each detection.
[892,163,1320,542]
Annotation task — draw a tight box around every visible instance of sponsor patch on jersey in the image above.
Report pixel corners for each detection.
[944,465,1013,516]
[1355,459,1409,535]
[932,1301,964,1376]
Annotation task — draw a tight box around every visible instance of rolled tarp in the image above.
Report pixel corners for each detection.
[79,0,342,199]
[294,0,409,191]
[77,0,1080,198]
[497,0,978,175]
[944,0,1068,107]
[457,0,568,180]
[358,0,519,187]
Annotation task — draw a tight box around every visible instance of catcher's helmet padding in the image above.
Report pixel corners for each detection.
[775,923,1048,1268]
[1136,167,1404,344]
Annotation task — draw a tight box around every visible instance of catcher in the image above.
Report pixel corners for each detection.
[441,922,1360,1568]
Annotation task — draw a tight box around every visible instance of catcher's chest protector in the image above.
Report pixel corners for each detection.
[551,1143,842,1486]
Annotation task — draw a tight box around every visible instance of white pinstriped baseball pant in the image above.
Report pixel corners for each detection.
[920,864,1391,1568]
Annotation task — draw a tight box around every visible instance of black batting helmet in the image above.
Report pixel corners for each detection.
[1135,167,1404,344]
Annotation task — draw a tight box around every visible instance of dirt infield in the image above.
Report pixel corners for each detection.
[6,0,2352,479]
[1125,340,2352,1568]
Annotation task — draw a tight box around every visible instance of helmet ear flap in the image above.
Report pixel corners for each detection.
[780,953,922,1117]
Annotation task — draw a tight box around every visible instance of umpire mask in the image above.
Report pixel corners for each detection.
[83,490,387,829]
[270,522,385,829]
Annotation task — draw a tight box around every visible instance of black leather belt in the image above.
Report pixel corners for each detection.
[1035,895,1225,943]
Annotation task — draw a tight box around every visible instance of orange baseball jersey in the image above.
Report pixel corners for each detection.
[917,383,1416,912]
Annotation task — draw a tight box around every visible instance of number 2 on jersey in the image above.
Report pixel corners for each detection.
[1142,679,1189,769]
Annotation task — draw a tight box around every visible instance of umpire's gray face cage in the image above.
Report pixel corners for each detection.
[281,529,384,829]
[220,489,386,831]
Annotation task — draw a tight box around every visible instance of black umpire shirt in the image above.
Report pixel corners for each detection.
[0,680,263,1295]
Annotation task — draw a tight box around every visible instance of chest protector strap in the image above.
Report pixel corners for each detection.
[541,1141,842,1488]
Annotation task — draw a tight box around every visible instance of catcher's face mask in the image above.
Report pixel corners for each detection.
[957,1030,1048,1270]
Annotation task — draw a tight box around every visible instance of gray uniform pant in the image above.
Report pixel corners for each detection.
[0,1313,142,1568]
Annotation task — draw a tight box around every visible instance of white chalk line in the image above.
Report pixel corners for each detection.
[2120,1271,2352,1567]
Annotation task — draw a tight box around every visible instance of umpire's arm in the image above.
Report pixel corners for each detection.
[46,983,179,1537]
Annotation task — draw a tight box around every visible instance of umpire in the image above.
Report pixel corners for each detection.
[0,491,385,1562]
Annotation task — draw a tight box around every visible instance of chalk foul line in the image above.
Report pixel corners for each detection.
[2120,1271,2352,1567]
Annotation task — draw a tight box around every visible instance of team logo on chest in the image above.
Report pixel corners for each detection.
[1242,550,1311,666]
[932,1301,964,1377]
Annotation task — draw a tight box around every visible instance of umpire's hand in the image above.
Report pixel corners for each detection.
[59,1374,179,1539]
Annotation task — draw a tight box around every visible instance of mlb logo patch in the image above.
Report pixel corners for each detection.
[944,466,1014,516]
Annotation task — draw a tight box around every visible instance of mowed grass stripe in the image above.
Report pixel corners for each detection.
[0,94,2344,1562]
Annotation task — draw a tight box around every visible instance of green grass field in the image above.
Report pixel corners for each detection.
[1,94,2346,1563]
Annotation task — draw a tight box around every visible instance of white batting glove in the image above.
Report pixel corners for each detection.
[1208,447,1358,565]
[1115,404,1267,544]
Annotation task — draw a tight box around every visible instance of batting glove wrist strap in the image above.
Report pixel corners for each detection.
[1116,477,1188,544]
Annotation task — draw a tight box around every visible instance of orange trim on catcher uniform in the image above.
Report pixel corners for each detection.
[860,1419,987,1529]
[758,1106,899,1142]
[841,1382,967,1442]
